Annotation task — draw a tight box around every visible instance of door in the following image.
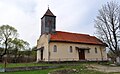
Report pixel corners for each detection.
[41,49,43,60]
[78,49,85,60]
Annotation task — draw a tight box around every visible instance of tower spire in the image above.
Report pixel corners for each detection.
[43,7,55,16]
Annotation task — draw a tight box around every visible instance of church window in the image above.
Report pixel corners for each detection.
[70,46,73,53]
[95,47,97,53]
[88,50,90,53]
[53,45,57,52]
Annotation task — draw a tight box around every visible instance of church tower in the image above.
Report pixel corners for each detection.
[41,8,56,35]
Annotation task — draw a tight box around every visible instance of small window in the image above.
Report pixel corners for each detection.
[53,45,57,52]
[70,46,73,53]
[88,50,90,53]
[95,47,97,53]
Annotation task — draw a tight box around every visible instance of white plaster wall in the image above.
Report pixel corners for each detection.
[49,42,107,61]
[37,34,50,61]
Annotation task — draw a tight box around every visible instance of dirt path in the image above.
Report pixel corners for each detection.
[87,64,120,73]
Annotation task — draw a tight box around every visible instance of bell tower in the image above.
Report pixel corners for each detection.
[41,8,56,35]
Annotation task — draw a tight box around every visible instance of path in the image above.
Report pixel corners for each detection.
[86,64,120,73]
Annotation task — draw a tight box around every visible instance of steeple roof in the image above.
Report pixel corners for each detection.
[43,8,55,16]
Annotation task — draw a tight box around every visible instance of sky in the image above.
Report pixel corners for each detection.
[0,0,120,47]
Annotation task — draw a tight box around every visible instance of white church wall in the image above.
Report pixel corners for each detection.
[49,42,107,61]
[37,34,50,62]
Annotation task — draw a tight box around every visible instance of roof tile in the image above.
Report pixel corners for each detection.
[50,31,105,45]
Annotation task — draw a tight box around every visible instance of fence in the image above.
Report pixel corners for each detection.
[0,57,36,63]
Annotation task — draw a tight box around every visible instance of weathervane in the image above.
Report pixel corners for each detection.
[48,5,49,9]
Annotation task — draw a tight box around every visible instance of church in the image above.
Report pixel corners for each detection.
[36,8,107,62]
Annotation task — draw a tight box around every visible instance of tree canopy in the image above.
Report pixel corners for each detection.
[0,25,36,62]
[0,25,18,58]
[95,1,120,57]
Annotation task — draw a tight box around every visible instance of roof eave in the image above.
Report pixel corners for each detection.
[41,15,56,19]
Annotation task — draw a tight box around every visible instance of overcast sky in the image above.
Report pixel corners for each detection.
[0,0,119,47]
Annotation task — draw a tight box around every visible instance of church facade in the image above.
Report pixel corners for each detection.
[37,8,107,62]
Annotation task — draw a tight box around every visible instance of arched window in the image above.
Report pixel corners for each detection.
[88,50,90,53]
[95,47,97,53]
[53,45,57,52]
[70,46,73,53]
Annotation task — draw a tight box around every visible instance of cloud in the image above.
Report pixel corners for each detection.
[0,0,38,47]
[0,0,120,47]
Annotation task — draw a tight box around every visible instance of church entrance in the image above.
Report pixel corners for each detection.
[39,47,44,61]
[76,47,90,60]
[78,49,85,60]
[41,49,43,60]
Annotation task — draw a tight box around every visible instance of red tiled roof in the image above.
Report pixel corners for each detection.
[44,8,55,16]
[50,31,105,45]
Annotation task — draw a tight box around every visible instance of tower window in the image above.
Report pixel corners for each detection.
[70,46,73,53]
[53,45,57,52]
[95,47,97,53]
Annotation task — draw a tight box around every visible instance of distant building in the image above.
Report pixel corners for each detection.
[36,8,107,62]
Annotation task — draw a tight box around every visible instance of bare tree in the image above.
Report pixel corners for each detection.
[95,1,120,58]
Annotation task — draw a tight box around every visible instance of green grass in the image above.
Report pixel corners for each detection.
[0,63,120,74]
[0,65,104,74]
[0,69,50,74]
[0,62,53,68]
[57,65,108,74]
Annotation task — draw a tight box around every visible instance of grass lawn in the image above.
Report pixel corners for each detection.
[0,69,50,74]
[0,62,120,74]
[0,62,53,68]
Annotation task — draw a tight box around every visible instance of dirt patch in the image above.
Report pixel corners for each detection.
[50,69,79,74]
[86,64,120,73]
